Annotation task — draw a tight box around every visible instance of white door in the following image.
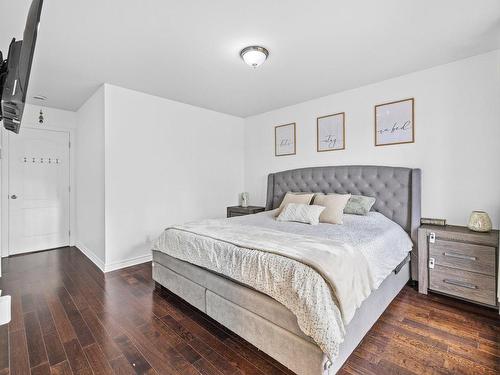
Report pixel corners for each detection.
[8,128,70,255]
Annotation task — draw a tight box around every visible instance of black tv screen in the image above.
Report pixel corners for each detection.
[0,0,44,133]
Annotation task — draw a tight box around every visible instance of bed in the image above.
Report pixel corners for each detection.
[152,165,421,375]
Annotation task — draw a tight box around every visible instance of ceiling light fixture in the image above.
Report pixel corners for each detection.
[33,95,47,101]
[240,46,269,68]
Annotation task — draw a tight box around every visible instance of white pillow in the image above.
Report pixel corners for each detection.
[276,203,325,225]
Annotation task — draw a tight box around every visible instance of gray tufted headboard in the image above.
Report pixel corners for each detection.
[265,165,421,280]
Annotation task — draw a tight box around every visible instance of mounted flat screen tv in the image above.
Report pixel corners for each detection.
[0,0,44,133]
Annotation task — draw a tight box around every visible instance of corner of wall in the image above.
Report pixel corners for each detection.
[75,240,105,271]
[75,84,107,271]
[103,253,153,273]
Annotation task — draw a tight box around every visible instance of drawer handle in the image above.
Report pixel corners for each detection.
[443,279,477,289]
[443,252,476,261]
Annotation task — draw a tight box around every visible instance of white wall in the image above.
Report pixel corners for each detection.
[103,84,244,270]
[22,104,77,130]
[75,87,106,268]
[1,104,77,259]
[244,50,500,228]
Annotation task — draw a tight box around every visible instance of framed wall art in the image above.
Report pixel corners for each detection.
[317,112,345,152]
[374,98,414,146]
[275,123,296,156]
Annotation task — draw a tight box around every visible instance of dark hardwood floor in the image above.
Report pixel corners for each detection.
[0,247,498,375]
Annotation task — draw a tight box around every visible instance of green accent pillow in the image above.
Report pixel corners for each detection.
[344,195,376,215]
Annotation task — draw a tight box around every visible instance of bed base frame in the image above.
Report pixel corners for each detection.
[153,253,410,375]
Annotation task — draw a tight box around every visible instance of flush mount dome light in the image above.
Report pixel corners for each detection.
[240,46,269,68]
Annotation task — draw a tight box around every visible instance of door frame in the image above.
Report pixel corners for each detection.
[0,124,76,257]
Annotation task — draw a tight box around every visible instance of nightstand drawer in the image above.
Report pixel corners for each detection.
[429,265,496,306]
[430,239,495,276]
[226,206,265,218]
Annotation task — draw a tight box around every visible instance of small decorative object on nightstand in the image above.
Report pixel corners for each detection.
[240,192,249,208]
[418,225,499,311]
[468,211,492,232]
[227,205,265,218]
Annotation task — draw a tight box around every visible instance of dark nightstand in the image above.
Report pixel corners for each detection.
[418,225,499,311]
[227,206,265,218]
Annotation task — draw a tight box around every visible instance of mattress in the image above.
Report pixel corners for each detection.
[230,210,413,288]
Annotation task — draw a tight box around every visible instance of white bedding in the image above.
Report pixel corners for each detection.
[232,210,413,288]
[153,210,412,363]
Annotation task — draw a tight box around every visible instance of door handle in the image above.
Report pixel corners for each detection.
[10,195,17,199]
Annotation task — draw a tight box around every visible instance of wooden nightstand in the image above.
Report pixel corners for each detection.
[226,206,265,218]
[418,225,499,310]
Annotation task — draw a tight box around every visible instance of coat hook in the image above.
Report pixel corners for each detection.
[32,157,35,163]
[24,157,27,163]
[40,158,44,163]
[48,158,51,164]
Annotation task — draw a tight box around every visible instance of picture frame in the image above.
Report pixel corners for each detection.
[317,112,345,152]
[374,98,414,146]
[275,123,296,156]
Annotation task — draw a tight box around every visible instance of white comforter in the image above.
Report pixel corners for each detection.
[153,210,412,362]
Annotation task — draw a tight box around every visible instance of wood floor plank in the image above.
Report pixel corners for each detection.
[24,311,48,368]
[56,288,95,348]
[135,319,200,374]
[192,357,223,375]
[34,294,58,337]
[176,313,263,375]
[50,361,73,375]
[45,291,78,344]
[447,342,500,372]
[83,343,114,375]
[31,363,51,375]
[112,334,156,375]
[401,317,478,348]
[21,294,36,314]
[222,337,290,375]
[42,331,66,367]
[79,308,121,361]
[174,341,201,364]
[0,325,9,372]
[63,339,93,375]
[8,294,25,333]
[9,329,30,375]
[188,336,241,375]
[108,356,136,375]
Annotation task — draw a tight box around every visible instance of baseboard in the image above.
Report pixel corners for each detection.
[104,253,152,273]
[75,241,105,272]
[75,241,151,273]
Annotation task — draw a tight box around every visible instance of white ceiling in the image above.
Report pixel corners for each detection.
[2,0,500,117]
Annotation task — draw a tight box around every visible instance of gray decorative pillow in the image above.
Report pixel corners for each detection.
[344,195,376,215]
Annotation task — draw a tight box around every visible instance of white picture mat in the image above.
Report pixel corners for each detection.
[317,113,344,151]
[275,124,295,155]
[375,99,414,145]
